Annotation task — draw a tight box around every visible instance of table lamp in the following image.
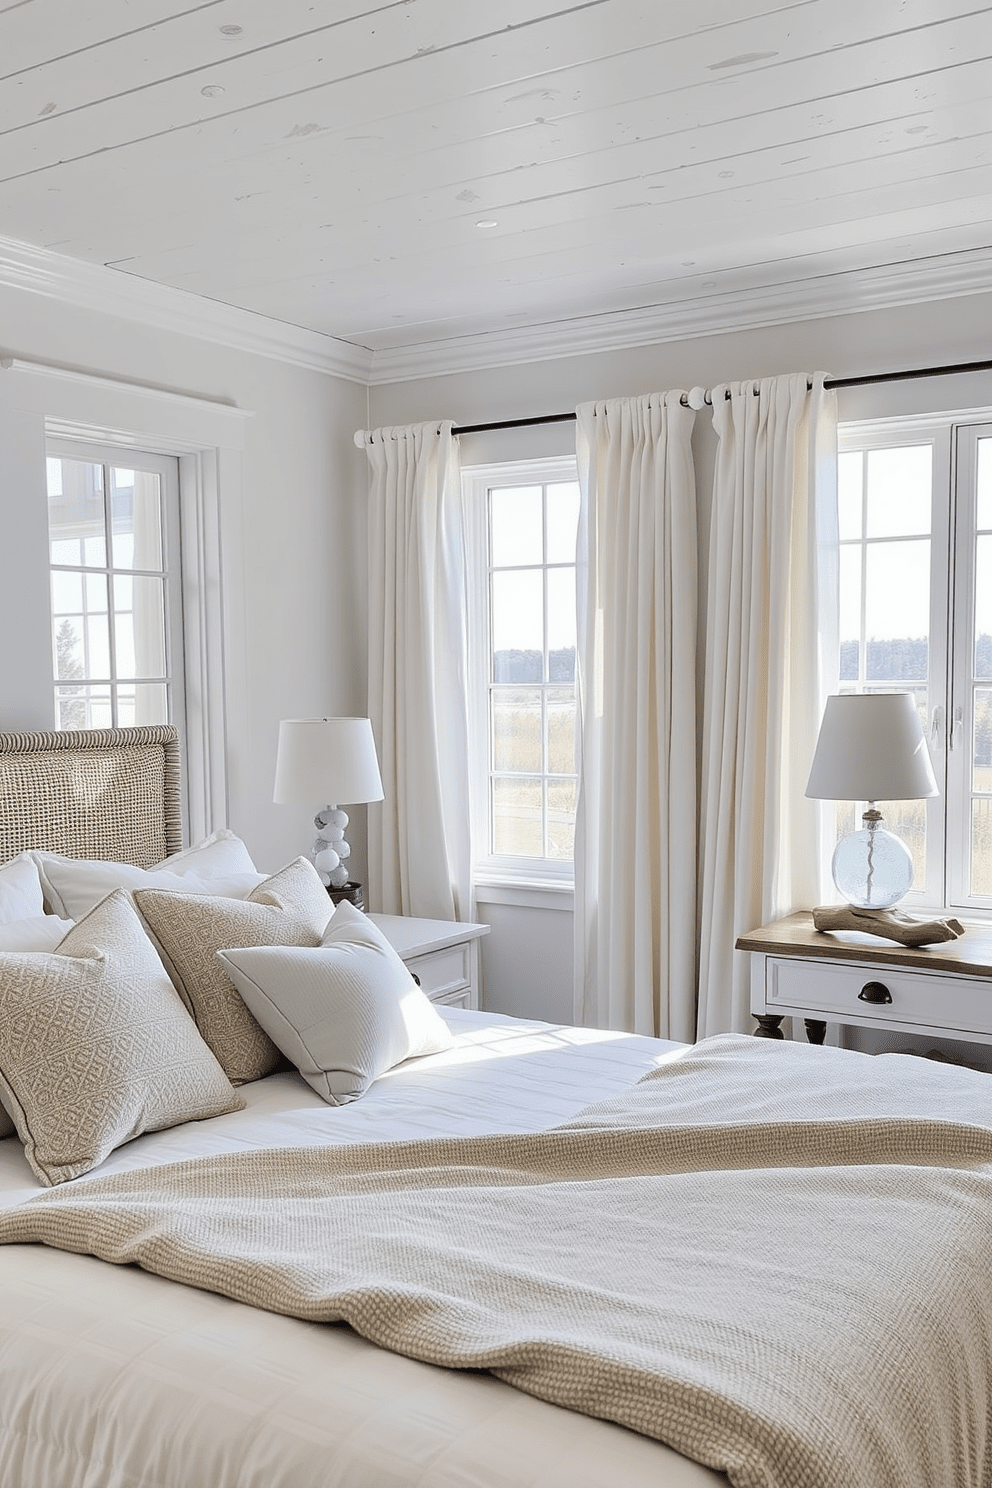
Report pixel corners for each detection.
[273,718,384,908]
[804,692,962,946]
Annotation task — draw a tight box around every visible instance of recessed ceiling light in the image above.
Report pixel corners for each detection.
[476,219,498,229]
[201,85,225,97]
[220,24,243,35]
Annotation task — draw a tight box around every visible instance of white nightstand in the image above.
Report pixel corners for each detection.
[738,912,992,1046]
[370,914,489,1009]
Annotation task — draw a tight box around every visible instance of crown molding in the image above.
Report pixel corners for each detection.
[0,235,372,384]
[366,246,992,385]
[3,233,990,390]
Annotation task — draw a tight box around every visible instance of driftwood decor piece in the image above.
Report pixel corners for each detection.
[812,904,965,948]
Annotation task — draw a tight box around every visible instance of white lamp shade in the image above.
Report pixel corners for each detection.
[805,693,938,803]
[273,718,384,806]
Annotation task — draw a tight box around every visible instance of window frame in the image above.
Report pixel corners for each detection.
[46,437,186,738]
[463,455,580,891]
[834,407,992,919]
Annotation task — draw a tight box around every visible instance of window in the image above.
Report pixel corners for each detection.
[465,458,580,885]
[47,440,184,733]
[834,413,992,913]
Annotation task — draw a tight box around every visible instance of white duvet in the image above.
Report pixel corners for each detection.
[0,1008,721,1488]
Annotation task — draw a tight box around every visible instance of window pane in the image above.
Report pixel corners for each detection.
[492,569,543,680]
[547,567,576,678]
[492,777,542,857]
[53,616,84,681]
[972,801,992,897]
[839,545,861,681]
[55,685,112,730]
[547,777,576,860]
[51,569,83,613]
[117,683,169,727]
[837,451,863,540]
[112,469,163,571]
[48,458,106,567]
[546,482,580,563]
[865,446,931,537]
[492,688,541,773]
[976,688,992,793]
[864,541,929,681]
[978,437,992,530]
[114,574,166,679]
[490,486,543,567]
[547,687,576,774]
[976,534,992,680]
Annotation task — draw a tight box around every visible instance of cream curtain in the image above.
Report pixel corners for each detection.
[696,374,838,1036]
[574,392,698,1040]
[364,421,472,921]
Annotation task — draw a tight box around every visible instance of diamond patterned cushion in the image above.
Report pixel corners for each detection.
[0,889,243,1186]
[134,857,334,1086]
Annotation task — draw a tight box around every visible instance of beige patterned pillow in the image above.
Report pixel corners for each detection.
[0,889,243,1186]
[134,857,334,1085]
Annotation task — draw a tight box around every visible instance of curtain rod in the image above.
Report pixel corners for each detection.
[449,357,992,436]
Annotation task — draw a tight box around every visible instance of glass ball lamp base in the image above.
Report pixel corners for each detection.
[831,811,914,910]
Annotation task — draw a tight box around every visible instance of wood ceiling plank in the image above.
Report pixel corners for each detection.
[3,0,979,173]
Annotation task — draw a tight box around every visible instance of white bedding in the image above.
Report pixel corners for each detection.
[0,1007,722,1488]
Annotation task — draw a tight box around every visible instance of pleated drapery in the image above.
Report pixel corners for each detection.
[364,422,472,922]
[696,374,838,1036]
[573,392,699,1040]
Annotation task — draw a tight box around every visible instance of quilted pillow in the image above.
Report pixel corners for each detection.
[134,857,334,1085]
[31,828,264,920]
[217,901,453,1106]
[0,889,243,1186]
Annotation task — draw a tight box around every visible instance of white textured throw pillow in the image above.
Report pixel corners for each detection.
[0,889,243,1185]
[0,853,46,924]
[0,915,74,951]
[217,901,454,1105]
[134,857,335,1086]
[31,828,264,920]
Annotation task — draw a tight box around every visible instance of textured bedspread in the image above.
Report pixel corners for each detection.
[4,1033,992,1488]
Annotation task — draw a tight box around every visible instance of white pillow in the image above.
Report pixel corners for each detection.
[216,900,454,1106]
[0,853,46,925]
[31,829,265,920]
[0,915,73,952]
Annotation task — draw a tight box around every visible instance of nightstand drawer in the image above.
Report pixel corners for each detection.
[405,942,471,1003]
[767,955,992,1036]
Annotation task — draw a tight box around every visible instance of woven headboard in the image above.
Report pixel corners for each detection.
[0,725,182,867]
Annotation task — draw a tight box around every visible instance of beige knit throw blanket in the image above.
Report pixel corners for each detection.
[4,1033,992,1488]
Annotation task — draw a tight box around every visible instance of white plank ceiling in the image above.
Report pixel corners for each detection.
[1,0,991,362]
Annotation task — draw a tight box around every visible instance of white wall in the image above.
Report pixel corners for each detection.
[370,290,992,1025]
[0,281,370,878]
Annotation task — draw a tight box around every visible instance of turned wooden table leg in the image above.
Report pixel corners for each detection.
[804,1019,827,1045]
[753,1015,785,1039]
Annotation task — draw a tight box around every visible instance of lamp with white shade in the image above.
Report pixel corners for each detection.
[273,718,384,909]
[804,692,963,945]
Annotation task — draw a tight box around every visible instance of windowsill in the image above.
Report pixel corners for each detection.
[474,879,575,912]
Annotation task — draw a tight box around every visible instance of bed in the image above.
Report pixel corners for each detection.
[1,727,991,1488]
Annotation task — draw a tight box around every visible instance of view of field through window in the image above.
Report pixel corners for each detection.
[488,479,579,861]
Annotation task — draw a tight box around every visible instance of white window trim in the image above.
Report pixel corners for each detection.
[463,455,579,891]
[2,357,251,845]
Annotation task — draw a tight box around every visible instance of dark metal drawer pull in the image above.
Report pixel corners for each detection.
[858,980,892,1005]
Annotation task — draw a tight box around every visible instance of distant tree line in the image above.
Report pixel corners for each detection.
[494,647,575,684]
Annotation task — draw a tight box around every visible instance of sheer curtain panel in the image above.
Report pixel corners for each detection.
[574,393,698,1039]
[696,374,838,1036]
[364,422,472,921]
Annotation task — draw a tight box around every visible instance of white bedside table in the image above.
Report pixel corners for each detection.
[738,912,992,1046]
[370,914,489,1009]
